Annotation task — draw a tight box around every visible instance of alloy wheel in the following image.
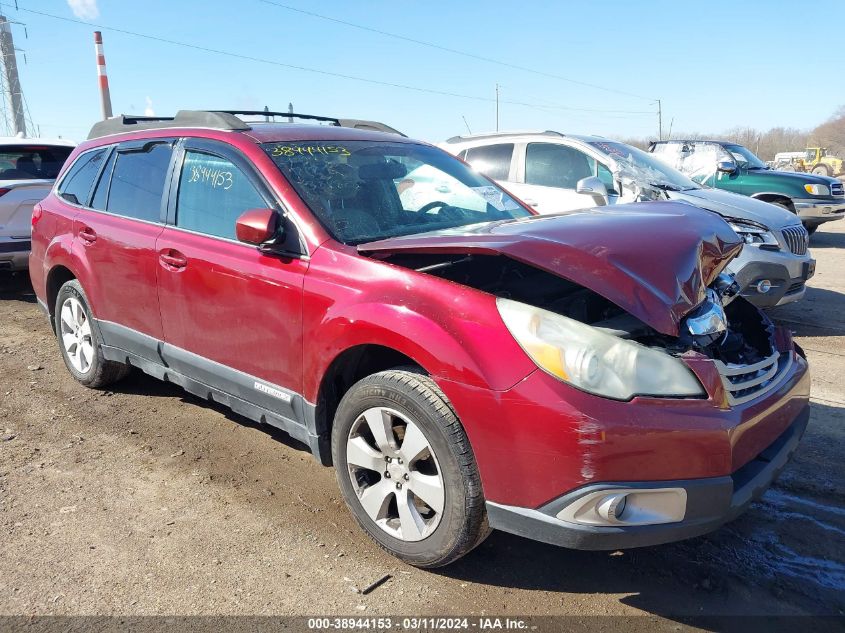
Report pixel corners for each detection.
[59,296,94,374]
[345,406,445,542]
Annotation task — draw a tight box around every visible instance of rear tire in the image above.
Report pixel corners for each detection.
[55,280,130,388]
[811,165,830,176]
[332,368,489,568]
[806,225,818,236]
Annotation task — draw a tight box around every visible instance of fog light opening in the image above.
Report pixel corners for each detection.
[755,279,772,294]
[595,493,628,523]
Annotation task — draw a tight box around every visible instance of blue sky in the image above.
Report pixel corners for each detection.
[5,0,845,143]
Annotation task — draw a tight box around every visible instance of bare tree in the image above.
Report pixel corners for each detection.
[810,106,845,154]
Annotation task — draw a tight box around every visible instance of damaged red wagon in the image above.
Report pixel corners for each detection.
[30,111,810,567]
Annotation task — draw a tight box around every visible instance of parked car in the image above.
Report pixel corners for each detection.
[648,139,845,234]
[441,132,814,308]
[0,137,75,272]
[31,110,809,567]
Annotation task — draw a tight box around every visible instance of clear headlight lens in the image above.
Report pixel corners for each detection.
[804,183,830,196]
[496,298,705,400]
[728,221,778,246]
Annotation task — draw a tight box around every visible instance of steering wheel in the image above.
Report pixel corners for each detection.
[417,200,450,214]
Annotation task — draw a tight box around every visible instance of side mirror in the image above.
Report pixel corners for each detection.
[236,208,280,245]
[717,161,737,174]
[576,176,609,206]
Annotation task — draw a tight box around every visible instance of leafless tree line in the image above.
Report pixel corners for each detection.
[620,105,845,160]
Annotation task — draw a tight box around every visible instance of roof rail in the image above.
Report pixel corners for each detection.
[444,130,565,143]
[212,109,342,126]
[87,109,405,139]
[87,111,251,139]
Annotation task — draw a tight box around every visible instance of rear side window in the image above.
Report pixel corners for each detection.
[57,148,109,206]
[106,143,173,222]
[525,143,595,189]
[464,144,514,180]
[175,150,265,240]
[0,144,73,181]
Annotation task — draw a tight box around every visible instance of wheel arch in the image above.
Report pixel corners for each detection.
[751,193,796,213]
[45,264,78,321]
[312,343,426,466]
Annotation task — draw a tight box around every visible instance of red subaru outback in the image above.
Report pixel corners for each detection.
[30,111,810,567]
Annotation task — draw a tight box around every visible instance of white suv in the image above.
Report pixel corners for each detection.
[440,132,815,308]
[0,137,75,272]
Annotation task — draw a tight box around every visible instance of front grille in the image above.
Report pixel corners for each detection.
[832,182,844,197]
[714,352,792,406]
[781,225,809,255]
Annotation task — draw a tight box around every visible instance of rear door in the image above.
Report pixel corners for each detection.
[155,138,307,414]
[73,139,174,359]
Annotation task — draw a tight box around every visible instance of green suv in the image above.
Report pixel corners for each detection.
[649,140,845,234]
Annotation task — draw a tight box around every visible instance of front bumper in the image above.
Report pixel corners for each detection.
[793,197,845,225]
[486,405,809,550]
[0,239,31,271]
[730,256,815,308]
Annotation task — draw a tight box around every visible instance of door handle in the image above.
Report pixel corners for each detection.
[159,249,188,271]
[78,226,97,245]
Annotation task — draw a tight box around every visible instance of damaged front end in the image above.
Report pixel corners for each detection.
[360,204,791,405]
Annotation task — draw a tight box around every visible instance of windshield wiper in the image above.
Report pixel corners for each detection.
[648,182,683,192]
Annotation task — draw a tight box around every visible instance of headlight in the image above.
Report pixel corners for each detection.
[728,221,778,246]
[804,183,830,196]
[496,298,705,400]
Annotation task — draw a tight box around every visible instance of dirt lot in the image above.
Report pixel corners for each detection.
[1,222,844,627]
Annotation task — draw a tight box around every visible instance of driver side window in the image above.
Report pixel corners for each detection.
[525,143,595,189]
[176,151,266,240]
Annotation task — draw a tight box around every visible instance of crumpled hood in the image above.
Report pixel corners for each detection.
[667,187,800,229]
[359,201,743,337]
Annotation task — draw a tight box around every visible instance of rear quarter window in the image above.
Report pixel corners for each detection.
[57,148,110,206]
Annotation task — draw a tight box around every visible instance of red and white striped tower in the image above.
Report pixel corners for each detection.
[94,31,113,119]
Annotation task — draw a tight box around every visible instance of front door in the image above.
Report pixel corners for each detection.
[508,142,606,214]
[154,139,308,417]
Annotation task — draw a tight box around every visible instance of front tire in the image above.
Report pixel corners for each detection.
[55,280,130,388]
[811,165,830,176]
[332,369,489,568]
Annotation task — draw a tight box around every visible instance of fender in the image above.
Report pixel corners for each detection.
[301,247,536,403]
[42,233,98,317]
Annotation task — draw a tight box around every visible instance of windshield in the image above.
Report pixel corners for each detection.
[723,143,768,169]
[263,141,531,244]
[0,144,73,180]
[587,140,699,191]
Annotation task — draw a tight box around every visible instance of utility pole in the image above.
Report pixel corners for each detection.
[287,102,293,123]
[94,31,112,120]
[657,99,662,141]
[495,83,499,132]
[0,14,26,136]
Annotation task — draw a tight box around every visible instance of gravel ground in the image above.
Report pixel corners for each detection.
[1,221,844,627]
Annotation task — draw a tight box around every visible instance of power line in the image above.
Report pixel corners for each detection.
[260,0,657,103]
[9,4,655,120]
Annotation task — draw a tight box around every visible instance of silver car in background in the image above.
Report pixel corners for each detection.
[0,137,75,272]
[440,132,814,308]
